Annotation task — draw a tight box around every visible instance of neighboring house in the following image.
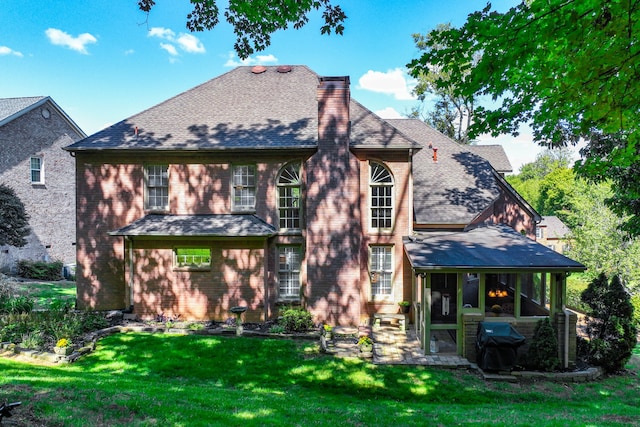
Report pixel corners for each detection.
[0,97,85,274]
[65,66,585,366]
[537,215,571,254]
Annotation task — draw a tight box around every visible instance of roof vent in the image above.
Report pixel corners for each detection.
[277,65,292,73]
[251,65,267,74]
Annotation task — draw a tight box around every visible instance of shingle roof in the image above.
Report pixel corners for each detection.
[467,145,513,173]
[0,96,47,126]
[108,214,277,238]
[65,66,419,152]
[0,96,86,137]
[387,119,501,225]
[540,215,570,238]
[404,225,585,271]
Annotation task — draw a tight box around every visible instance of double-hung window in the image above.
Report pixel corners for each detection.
[370,162,393,230]
[30,157,43,184]
[146,165,169,211]
[277,163,301,230]
[278,246,301,300]
[370,245,393,296]
[232,165,256,211]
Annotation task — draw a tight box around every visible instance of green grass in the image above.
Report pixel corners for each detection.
[15,281,76,309]
[1,334,639,426]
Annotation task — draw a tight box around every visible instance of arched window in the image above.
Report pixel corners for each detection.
[277,163,301,230]
[370,162,393,230]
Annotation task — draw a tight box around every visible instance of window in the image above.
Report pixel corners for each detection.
[535,227,544,239]
[30,157,43,184]
[174,248,211,270]
[277,163,301,229]
[146,165,169,210]
[370,162,393,230]
[232,165,256,211]
[278,246,301,299]
[370,245,392,296]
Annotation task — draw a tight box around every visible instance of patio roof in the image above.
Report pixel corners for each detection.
[404,225,586,272]
[108,214,277,238]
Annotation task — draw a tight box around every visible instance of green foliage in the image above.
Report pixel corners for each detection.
[0,295,34,314]
[409,1,640,235]
[280,308,314,333]
[581,273,637,373]
[137,0,346,59]
[411,23,475,144]
[526,318,560,372]
[269,324,285,334]
[0,184,30,247]
[17,260,63,281]
[0,297,108,349]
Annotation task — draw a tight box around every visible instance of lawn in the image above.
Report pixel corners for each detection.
[14,281,76,309]
[1,333,639,426]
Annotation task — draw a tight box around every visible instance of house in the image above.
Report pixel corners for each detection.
[536,215,571,254]
[0,97,86,274]
[64,65,585,366]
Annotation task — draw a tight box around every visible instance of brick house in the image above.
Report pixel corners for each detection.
[0,97,85,273]
[65,66,584,365]
[536,215,571,254]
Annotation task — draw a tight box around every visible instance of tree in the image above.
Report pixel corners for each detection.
[526,318,560,372]
[137,0,346,59]
[0,184,30,247]
[581,273,637,373]
[518,148,573,181]
[409,1,640,235]
[412,23,477,144]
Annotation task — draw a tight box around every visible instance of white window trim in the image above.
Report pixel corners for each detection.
[173,247,212,271]
[231,164,256,212]
[277,163,302,231]
[369,161,394,232]
[30,156,44,184]
[369,245,393,300]
[277,245,302,301]
[145,164,169,211]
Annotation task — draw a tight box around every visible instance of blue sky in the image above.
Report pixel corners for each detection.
[1,0,566,172]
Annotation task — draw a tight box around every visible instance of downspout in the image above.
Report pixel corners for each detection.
[564,306,570,369]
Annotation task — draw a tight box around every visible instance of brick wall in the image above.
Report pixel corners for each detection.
[305,77,362,325]
[0,100,82,272]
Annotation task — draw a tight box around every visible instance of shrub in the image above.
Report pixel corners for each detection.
[269,325,285,334]
[631,294,640,328]
[581,273,637,373]
[526,318,560,372]
[17,260,64,281]
[0,295,34,314]
[280,308,314,333]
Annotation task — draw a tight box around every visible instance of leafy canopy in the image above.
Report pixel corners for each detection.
[138,0,346,59]
[409,0,640,235]
[0,184,30,248]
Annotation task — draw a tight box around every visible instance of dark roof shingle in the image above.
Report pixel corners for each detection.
[109,214,277,238]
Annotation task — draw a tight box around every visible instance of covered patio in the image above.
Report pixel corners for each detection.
[404,225,585,368]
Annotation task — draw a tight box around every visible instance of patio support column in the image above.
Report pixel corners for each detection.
[479,273,486,313]
[514,273,522,317]
[423,273,432,354]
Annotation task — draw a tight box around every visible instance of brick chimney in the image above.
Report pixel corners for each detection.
[306,75,361,325]
[317,76,350,152]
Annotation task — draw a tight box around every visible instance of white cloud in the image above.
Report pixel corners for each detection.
[148,27,205,56]
[0,46,23,57]
[358,68,416,101]
[45,28,97,54]
[148,27,175,39]
[375,107,404,119]
[160,43,178,56]
[223,51,278,67]
[176,34,205,53]
[124,49,135,55]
